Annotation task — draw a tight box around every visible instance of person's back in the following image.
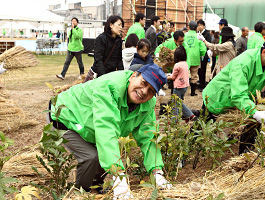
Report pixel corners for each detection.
[202,48,262,115]
[122,33,139,70]
[184,30,206,66]
[125,13,146,41]
[247,22,265,50]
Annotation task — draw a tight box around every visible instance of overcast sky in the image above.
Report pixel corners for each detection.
[22,0,122,9]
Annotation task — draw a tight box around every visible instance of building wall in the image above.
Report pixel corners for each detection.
[122,0,203,36]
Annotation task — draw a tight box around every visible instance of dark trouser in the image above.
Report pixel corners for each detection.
[211,56,216,73]
[61,51,84,77]
[47,108,105,192]
[239,122,261,155]
[198,57,208,88]
[63,130,106,191]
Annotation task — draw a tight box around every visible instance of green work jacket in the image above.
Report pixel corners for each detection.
[154,38,191,68]
[125,22,145,41]
[247,32,264,50]
[202,48,265,115]
[51,70,163,173]
[184,30,206,66]
[68,26,84,52]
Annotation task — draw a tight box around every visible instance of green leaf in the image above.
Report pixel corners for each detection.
[130,164,139,168]
[216,192,225,200]
[45,82,53,90]
[48,161,56,166]
[0,177,19,185]
[126,157,130,167]
[157,134,166,143]
[151,188,158,200]
[55,108,62,118]
[90,185,101,189]
[42,109,51,113]
[150,173,156,186]
[0,132,5,142]
[54,138,63,146]
[138,182,155,188]
[226,139,238,144]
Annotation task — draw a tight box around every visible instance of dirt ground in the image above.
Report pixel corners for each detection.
[2,55,237,196]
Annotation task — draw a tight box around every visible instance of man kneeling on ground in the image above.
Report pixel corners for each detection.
[48,63,172,199]
[193,43,265,155]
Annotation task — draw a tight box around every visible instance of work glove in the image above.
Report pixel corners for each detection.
[207,50,213,58]
[113,173,134,200]
[197,33,205,42]
[154,170,172,189]
[253,111,265,123]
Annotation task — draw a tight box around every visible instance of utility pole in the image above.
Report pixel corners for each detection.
[113,0,117,15]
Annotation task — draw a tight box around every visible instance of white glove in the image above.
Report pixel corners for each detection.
[197,33,205,42]
[158,89,166,96]
[155,53,159,58]
[154,170,172,189]
[253,111,265,123]
[113,173,133,200]
[0,62,6,74]
[207,50,213,58]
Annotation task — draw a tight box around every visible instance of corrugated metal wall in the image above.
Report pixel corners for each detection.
[206,0,265,30]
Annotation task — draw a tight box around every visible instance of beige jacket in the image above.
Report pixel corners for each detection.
[205,40,236,78]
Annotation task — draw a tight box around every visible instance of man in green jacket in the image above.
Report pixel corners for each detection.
[56,17,84,80]
[49,64,171,198]
[184,21,206,96]
[198,44,265,154]
[247,22,265,50]
[125,13,146,41]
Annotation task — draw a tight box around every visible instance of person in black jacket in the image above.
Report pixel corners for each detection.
[197,19,212,91]
[88,15,124,80]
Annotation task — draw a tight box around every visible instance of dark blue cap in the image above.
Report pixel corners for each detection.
[218,19,228,25]
[138,64,167,94]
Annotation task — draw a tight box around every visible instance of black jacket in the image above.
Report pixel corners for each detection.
[202,29,212,58]
[91,32,123,77]
[130,53,153,66]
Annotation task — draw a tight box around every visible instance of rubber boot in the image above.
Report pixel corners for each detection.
[190,83,198,96]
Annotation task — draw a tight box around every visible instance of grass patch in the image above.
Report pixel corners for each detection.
[4,54,94,90]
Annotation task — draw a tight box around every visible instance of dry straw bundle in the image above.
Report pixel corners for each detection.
[53,74,86,94]
[64,152,265,200]
[0,79,38,132]
[0,46,39,69]
[2,151,50,185]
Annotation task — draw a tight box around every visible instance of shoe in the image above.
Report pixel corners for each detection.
[56,74,64,80]
[191,109,200,117]
[198,87,203,92]
[77,75,82,80]
[158,89,166,96]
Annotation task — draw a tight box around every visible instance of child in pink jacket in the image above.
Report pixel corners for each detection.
[167,46,196,121]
